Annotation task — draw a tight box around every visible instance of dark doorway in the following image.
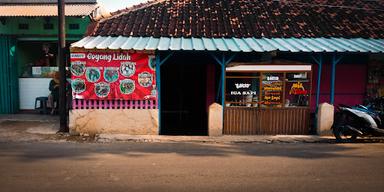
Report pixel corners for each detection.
[161,53,208,135]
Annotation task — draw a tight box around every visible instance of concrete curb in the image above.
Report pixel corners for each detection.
[95,134,335,144]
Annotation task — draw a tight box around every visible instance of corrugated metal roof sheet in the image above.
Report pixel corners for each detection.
[0,4,97,16]
[71,36,384,53]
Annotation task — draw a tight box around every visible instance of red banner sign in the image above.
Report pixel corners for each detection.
[70,51,156,100]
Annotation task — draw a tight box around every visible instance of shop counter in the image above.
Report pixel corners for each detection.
[223,107,310,135]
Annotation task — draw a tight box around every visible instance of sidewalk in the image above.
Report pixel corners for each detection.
[0,114,341,144]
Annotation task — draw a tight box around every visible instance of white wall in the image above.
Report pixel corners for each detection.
[19,78,51,109]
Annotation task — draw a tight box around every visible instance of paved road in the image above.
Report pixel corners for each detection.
[0,142,383,192]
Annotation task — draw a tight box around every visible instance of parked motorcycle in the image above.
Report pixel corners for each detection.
[332,102,384,142]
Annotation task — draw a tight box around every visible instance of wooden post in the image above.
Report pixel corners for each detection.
[58,0,68,132]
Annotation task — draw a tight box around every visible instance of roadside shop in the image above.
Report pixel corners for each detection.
[69,0,384,136]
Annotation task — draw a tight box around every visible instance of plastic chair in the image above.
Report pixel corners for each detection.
[35,97,48,114]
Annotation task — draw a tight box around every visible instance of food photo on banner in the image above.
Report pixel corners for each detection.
[70,51,156,100]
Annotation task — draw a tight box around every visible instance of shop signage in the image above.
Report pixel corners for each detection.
[86,52,131,62]
[70,51,156,100]
[289,82,308,95]
[230,82,256,96]
[230,91,257,96]
[262,81,283,105]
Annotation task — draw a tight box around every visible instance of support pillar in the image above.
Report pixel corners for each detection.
[211,53,237,106]
[311,54,323,131]
[311,54,323,110]
[210,52,237,133]
[330,54,343,104]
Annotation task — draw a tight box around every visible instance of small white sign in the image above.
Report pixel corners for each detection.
[235,83,251,89]
[32,67,42,76]
[267,76,279,81]
[293,73,307,79]
[70,53,86,59]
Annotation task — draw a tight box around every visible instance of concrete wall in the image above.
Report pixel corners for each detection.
[69,109,159,135]
[317,103,334,136]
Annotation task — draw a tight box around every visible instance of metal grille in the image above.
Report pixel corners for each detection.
[72,99,157,110]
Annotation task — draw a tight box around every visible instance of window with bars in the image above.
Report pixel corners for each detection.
[69,23,80,30]
[18,23,29,30]
[44,23,54,30]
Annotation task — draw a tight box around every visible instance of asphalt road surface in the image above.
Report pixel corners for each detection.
[0,142,383,192]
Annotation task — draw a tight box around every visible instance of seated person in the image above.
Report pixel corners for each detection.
[49,72,60,114]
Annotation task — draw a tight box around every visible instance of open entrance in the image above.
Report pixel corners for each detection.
[160,54,208,135]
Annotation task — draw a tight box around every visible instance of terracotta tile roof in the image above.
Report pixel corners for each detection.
[93,0,384,38]
[0,0,96,4]
[109,0,161,16]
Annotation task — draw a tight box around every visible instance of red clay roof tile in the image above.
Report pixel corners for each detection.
[93,0,384,38]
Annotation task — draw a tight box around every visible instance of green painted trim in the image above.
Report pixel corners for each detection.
[17,36,83,41]
[0,17,91,36]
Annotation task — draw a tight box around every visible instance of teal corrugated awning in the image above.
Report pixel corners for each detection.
[71,36,384,53]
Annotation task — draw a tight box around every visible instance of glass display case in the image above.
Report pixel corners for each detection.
[223,64,312,135]
[225,67,311,108]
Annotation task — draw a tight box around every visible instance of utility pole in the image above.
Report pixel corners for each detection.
[58,0,68,132]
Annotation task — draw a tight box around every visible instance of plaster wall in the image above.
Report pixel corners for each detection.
[0,17,90,35]
[311,62,367,112]
[208,103,223,136]
[69,109,159,135]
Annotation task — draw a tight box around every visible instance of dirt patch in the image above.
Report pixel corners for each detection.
[0,121,58,143]
[0,120,96,143]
